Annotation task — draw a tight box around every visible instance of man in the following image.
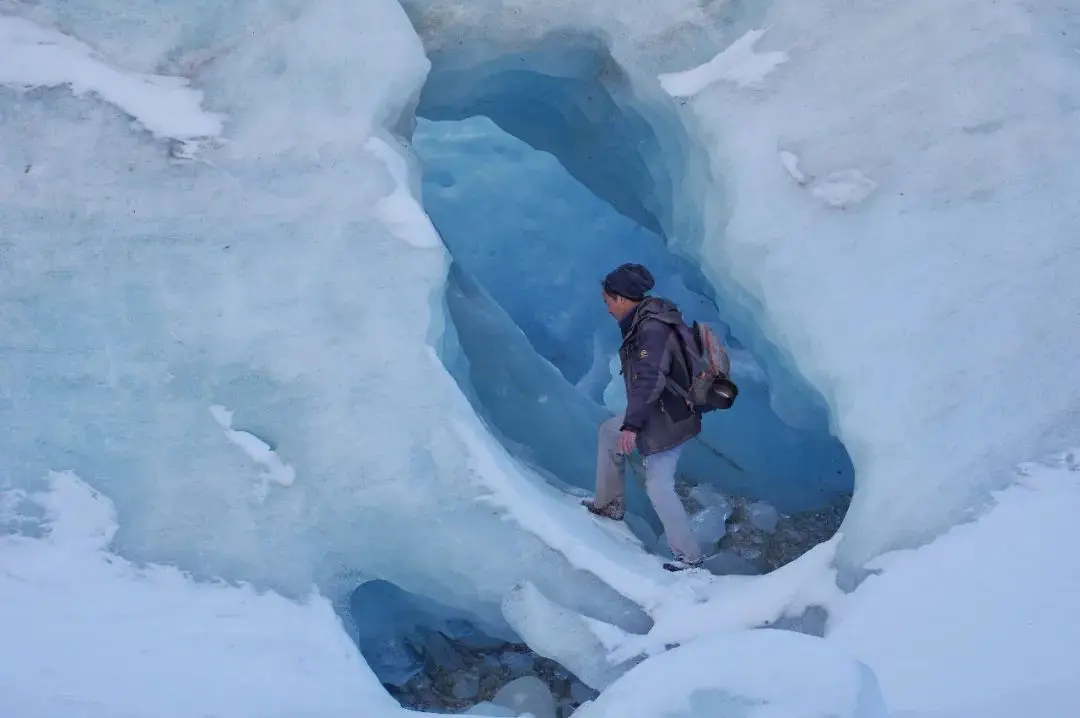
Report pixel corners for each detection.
[582,262,705,571]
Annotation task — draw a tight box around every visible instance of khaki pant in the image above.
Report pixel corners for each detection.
[594,415,703,562]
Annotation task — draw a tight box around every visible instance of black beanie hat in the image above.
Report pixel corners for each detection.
[603,263,655,301]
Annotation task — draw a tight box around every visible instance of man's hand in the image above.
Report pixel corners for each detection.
[618,429,637,455]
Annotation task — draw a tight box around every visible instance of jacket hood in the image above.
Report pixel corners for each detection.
[620,296,684,338]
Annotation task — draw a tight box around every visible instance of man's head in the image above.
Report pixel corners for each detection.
[602,263,655,320]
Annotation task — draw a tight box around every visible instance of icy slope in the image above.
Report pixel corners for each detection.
[664,1,1080,566]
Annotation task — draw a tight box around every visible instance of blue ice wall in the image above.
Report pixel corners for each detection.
[415,116,719,393]
[414,38,855,513]
[441,261,662,525]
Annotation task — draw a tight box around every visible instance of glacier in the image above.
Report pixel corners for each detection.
[2,0,1080,717]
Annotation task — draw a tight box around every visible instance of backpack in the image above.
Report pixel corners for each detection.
[668,320,739,413]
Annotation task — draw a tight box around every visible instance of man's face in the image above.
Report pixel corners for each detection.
[602,290,631,319]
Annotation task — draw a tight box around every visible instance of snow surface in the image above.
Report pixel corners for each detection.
[574,629,888,718]
[3,1,1080,717]
[658,29,789,97]
[0,471,410,718]
[828,450,1080,717]
[0,15,222,146]
[6,453,1076,716]
[210,404,297,499]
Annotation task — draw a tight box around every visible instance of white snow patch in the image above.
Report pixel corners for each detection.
[209,404,296,498]
[827,450,1080,718]
[0,471,410,718]
[0,15,223,145]
[780,149,808,183]
[810,170,879,208]
[575,628,888,718]
[779,151,878,208]
[659,29,789,98]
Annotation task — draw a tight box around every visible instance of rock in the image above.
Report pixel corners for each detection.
[499,650,535,676]
[704,550,761,576]
[445,619,507,650]
[368,635,423,687]
[452,671,480,701]
[688,484,732,519]
[747,502,779,533]
[492,676,557,718]
[421,629,466,672]
[689,505,728,546]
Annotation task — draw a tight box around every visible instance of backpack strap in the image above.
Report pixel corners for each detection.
[644,316,698,407]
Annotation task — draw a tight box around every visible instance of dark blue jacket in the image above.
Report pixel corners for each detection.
[617,297,702,455]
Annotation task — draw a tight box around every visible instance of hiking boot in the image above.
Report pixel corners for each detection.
[582,496,624,521]
[662,556,705,572]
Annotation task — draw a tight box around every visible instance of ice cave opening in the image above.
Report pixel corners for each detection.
[413,31,855,546]
[346,28,863,715]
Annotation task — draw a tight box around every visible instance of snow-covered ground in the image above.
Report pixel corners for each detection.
[0,472,407,718]
[4,451,1077,717]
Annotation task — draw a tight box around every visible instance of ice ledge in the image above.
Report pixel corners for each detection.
[454,416,845,661]
[0,15,224,147]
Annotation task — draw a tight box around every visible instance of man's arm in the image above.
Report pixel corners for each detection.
[621,320,673,432]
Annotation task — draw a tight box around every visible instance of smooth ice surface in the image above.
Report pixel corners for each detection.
[574,629,888,718]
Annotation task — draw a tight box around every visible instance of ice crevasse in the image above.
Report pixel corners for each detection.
[1,1,1079,717]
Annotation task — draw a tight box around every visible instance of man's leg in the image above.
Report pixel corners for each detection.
[586,415,626,519]
[644,446,703,564]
